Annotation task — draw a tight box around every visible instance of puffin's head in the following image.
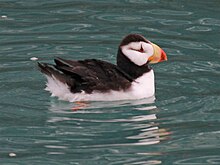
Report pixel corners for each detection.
[119,34,167,66]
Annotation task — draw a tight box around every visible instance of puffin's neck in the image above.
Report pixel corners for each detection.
[117,49,152,79]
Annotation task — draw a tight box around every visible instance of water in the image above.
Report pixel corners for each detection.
[1,0,220,164]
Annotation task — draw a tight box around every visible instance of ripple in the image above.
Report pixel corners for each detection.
[140,27,182,35]
[161,39,214,50]
[159,19,192,25]
[192,61,220,72]
[89,13,154,22]
[164,48,184,56]
[124,160,162,165]
[174,155,220,165]
[149,9,193,16]
[186,26,212,32]
[44,145,69,149]
[30,23,93,32]
[47,152,65,155]
[50,8,85,15]
[0,44,39,54]
[47,114,157,123]
[199,18,220,26]
[126,0,152,4]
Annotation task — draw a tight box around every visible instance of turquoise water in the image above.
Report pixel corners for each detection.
[1,0,220,164]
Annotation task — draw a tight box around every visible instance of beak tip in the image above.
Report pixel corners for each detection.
[161,49,167,62]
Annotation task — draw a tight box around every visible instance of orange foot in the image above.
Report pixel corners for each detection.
[71,101,88,111]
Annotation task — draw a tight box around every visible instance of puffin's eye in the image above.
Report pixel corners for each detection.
[139,45,144,53]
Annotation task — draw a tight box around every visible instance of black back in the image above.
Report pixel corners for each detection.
[39,58,134,94]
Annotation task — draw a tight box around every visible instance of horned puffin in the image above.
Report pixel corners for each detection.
[38,34,167,102]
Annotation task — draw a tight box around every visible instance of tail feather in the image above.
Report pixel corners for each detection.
[38,62,74,86]
[38,62,53,76]
[54,57,71,67]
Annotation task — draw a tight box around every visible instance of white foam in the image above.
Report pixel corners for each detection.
[1,15,7,18]
[30,57,38,61]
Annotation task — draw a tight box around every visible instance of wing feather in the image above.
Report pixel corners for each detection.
[39,57,133,93]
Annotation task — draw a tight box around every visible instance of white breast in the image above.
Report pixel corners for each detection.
[130,70,155,99]
[45,70,155,102]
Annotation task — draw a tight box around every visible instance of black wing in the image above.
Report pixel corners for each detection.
[38,57,134,94]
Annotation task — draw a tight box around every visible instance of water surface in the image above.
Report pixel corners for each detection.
[1,0,220,164]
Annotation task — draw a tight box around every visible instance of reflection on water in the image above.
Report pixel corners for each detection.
[49,96,156,112]
[46,98,170,164]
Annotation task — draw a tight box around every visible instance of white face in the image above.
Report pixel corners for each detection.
[121,41,154,66]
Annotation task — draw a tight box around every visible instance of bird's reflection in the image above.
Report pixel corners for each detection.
[47,97,170,165]
[49,96,156,112]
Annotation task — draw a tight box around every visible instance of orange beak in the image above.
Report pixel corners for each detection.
[148,43,167,64]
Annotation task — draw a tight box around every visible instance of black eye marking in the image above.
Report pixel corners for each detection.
[139,45,144,53]
[130,44,144,53]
